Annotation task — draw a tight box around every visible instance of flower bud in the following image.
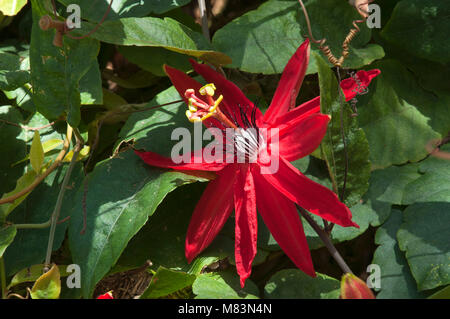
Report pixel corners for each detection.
[340,273,375,299]
[97,291,114,299]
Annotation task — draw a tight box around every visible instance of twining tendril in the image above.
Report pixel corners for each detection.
[297,0,373,67]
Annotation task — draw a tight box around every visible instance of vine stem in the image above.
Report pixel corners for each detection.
[13,216,70,230]
[43,128,83,272]
[0,119,57,131]
[0,257,6,299]
[297,205,353,274]
[0,125,73,205]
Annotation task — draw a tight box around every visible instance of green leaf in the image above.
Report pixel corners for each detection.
[0,170,37,219]
[262,157,378,250]
[12,139,63,167]
[192,271,259,299]
[0,225,16,258]
[17,113,66,157]
[419,144,450,174]
[114,182,218,275]
[402,156,450,205]
[62,145,90,162]
[0,106,27,198]
[315,52,371,207]
[428,285,450,299]
[212,0,384,75]
[68,150,204,298]
[30,0,101,126]
[7,264,71,289]
[394,50,450,98]
[372,209,425,299]
[0,0,28,16]
[381,0,450,64]
[29,131,44,173]
[374,165,422,205]
[57,0,192,22]
[118,85,202,156]
[329,203,376,242]
[300,163,422,249]
[358,164,421,227]
[357,59,448,168]
[3,85,35,113]
[103,69,158,89]
[0,45,34,111]
[79,61,103,105]
[397,202,450,291]
[0,52,30,91]
[73,17,231,66]
[117,46,191,76]
[264,269,340,299]
[30,264,61,299]
[140,267,196,299]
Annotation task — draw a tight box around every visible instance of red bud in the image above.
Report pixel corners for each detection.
[97,291,114,299]
[340,273,375,299]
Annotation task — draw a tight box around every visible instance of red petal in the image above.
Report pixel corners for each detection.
[135,149,226,171]
[185,164,238,262]
[252,168,315,277]
[233,165,258,288]
[263,39,310,125]
[259,157,358,228]
[269,69,380,127]
[97,291,113,299]
[269,96,320,128]
[276,113,330,161]
[189,59,263,127]
[340,69,381,101]
[164,64,203,105]
[163,64,222,130]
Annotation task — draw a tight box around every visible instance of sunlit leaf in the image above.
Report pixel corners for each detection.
[30,264,61,299]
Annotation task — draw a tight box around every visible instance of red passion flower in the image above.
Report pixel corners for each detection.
[135,39,380,287]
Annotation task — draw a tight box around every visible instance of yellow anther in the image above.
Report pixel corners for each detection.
[199,83,216,96]
[184,87,225,124]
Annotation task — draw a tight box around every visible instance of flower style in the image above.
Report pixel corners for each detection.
[135,39,380,287]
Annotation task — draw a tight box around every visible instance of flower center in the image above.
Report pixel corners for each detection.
[184,83,267,163]
[232,128,266,162]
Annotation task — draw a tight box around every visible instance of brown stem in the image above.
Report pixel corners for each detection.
[13,216,70,229]
[0,119,57,131]
[0,125,73,205]
[426,136,450,160]
[297,205,353,274]
[44,129,83,272]
[39,15,65,32]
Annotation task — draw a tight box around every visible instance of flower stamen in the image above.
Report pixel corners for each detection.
[184,84,236,128]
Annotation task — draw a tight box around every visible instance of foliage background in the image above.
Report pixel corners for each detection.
[0,0,449,299]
